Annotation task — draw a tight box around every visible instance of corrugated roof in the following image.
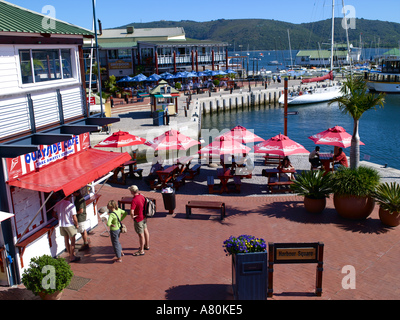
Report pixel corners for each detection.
[0,0,93,36]
[100,27,185,39]
[297,50,348,59]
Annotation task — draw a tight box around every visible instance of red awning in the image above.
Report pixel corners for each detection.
[7,148,131,195]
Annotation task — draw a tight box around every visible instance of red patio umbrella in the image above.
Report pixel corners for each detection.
[198,136,251,156]
[216,125,265,144]
[254,133,309,156]
[145,129,200,151]
[95,130,146,148]
[308,125,364,148]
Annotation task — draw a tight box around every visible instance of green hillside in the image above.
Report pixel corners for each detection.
[117,18,400,50]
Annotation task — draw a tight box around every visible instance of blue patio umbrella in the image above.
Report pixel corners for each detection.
[117,76,134,83]
[160,72,173,79]
[215,70,227,75]
[174,71,188,78]
[225,68,237,74]
[196,71,206,77]
[132,73,147,82]
[145,73,161,82]
[163,74,175,80]
[204,70,218,76]
[186,71,198,78]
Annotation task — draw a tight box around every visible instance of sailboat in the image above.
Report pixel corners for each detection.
[279,0,343,105]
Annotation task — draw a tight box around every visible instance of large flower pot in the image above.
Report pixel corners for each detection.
[333,194,375,220]
[38,290,63,300]
[379,208,400,227]
[304,197,326,214]
[232,252,268,300]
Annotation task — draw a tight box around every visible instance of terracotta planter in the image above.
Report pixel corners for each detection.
[38,290,63,300]
[333,194,375,220]
[304,197,326,214]
[379,208,400,227]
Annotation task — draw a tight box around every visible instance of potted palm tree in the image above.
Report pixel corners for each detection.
[329,76,385,169]
[330,166,380,220]
[373,182,400,227]
[291,170,332,214]
[21,255,74,300]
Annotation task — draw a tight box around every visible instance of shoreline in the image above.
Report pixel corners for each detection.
[90,76,400,193]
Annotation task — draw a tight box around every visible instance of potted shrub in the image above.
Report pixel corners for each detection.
[373,182,400,227]
[21,255,74,300]
[291,170,332,214]
[330,166,380,220]
[223,235,267,300]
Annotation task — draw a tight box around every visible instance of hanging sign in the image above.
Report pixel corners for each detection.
[5,133,90,181]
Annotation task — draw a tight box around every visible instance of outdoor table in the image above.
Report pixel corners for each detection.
[319,153,334,174]
[156,164,179,188]
[175,156,194,173]
[110,160,137,185]
[118,196,156,211]
[263,168,296,183]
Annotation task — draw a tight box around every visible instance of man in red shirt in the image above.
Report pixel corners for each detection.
[333,148,349,170]
[128,185,150,256]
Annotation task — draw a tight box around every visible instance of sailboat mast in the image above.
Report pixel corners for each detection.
[330,0,335,77]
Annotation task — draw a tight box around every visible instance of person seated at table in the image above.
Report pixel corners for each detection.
[277,156,295,181]
[309,146,323,169]
[220,154,236,172]
[235,153,254,176]
[333,148,348,170]
[144,160,163,186]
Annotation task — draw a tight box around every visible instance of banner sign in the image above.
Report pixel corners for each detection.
[5,133,90,181]
[268,242,324,297]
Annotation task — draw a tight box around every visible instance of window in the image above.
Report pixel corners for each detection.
[108,49,132,60]
[19,49,73,84]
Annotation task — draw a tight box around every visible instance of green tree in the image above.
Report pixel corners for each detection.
[329,76,385,169]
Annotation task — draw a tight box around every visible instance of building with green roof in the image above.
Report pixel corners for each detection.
[0,1,121,288]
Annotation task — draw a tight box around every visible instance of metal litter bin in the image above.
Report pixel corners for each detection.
[153,110,164,126]
[162,187,176,214]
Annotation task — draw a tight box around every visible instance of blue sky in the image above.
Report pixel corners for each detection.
[6,0,400,30]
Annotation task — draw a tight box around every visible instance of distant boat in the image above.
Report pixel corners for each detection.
[268,60,281,66]
[279,0,342,105]
[366,57,400,93]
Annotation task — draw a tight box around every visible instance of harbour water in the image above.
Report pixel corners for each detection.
[228,48,390,74]
[202,93,400,170]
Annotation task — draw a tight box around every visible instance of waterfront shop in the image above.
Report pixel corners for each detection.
[0,1,129,286]
[89,27,228,81]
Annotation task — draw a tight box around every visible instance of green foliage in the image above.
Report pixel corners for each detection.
[104,75,119,94]
[330,76,385,121]
[21,255,73,296]
[118,18,400,50]
[174,82,182,90]
[213,79,220,87]
[330,166,380,197]
[291,170,332,199]
[373,182,400,213]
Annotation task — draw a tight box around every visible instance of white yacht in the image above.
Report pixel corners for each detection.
[366,57,400,93]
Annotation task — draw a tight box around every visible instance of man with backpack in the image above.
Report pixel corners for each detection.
[128,185,150,256]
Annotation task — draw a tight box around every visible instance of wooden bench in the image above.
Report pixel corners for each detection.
[173,173,186,190]
[207,176,221,194]
[231,176,242,193]
[264,154,283,165]
[118,196,156,211]
[186,200,226,220]
[186,163,201,179]
[131,168,143,179]
[267,181,295,194]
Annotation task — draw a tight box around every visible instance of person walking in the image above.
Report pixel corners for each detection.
[53,194,80,262]
[128,185,150,256]
[73,190,90,251]
[106,200,128,263]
